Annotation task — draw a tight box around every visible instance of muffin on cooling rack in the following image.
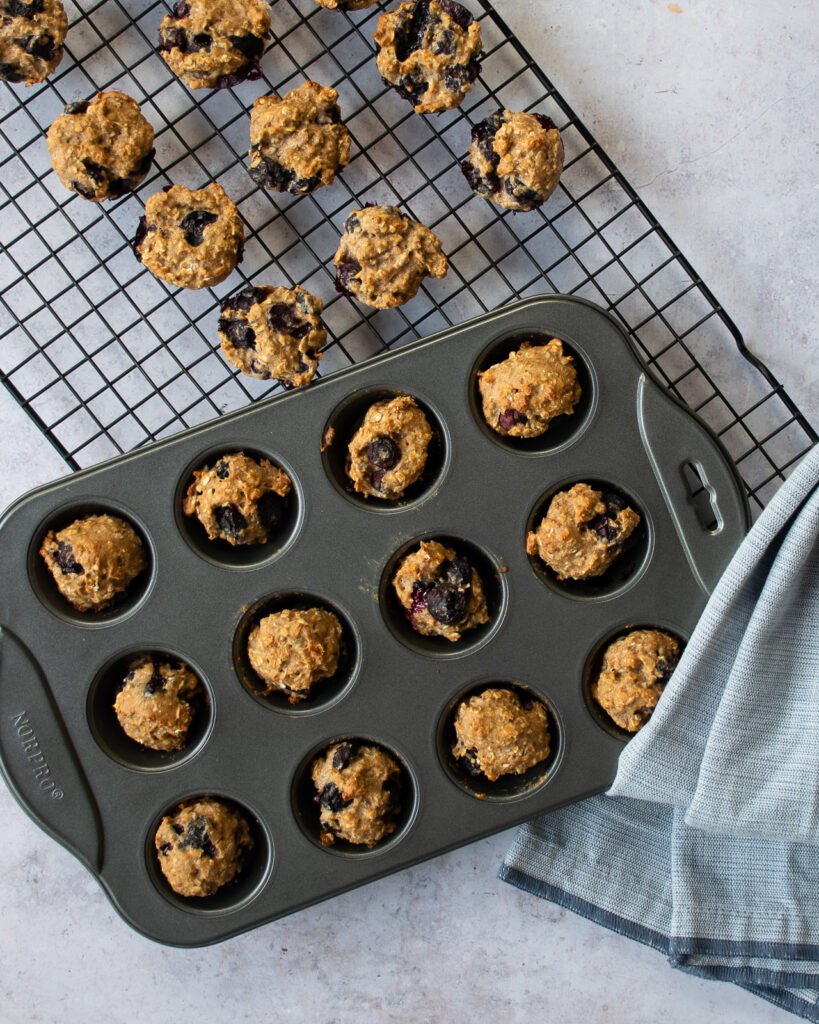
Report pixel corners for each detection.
[0,0,67,85]
[334,205,447,308]
[157,0,271,90]
[134,183,244,289]
[461,109,564,212]
[248,81,350,194]
[218,284,326,386]
[47,91,155,202]
[374,0,483,114]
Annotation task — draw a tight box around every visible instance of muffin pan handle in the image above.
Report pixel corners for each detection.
[0,626,102,873]
[636,376,750,594]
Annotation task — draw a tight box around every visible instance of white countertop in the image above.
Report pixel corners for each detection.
[1,2,816,1021]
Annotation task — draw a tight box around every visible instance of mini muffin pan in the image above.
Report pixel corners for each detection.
[0,295,749,946]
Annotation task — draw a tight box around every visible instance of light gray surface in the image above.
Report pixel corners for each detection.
[0,1,815,1021]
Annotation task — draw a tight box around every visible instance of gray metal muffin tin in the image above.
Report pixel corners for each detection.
[0,294,749,946]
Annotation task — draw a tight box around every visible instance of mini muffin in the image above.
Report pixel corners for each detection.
[248,81,350,194]
[39,513,146,613]
[47,91,155,202]
[154,798,253,898]
[334,205,447,308]
[311,740,401,847]
[113,656,202,752]
[183,451,291,546]
[218,284,326,386]
[478,339,581,438]
[346,395,433,499]
[461,109,564,212]
[134,183,244,290]
[526,483,641,581]
[592,629,681,732]
[0,0,67,85]
[392,539,489,642]
[247,607,342,703]
[451,688,551,781]
[374,0,483,114]
[157,0,271,90]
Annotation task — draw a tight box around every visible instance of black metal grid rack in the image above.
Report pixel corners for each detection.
[0,0,814,514]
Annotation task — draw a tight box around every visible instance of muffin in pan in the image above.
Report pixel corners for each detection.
[451,687,551,782]
[592,629,681,733]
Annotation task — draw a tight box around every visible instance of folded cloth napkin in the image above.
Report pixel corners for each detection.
[500,443,819,1020]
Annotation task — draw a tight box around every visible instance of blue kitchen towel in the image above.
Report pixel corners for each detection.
[500,444,819,1020]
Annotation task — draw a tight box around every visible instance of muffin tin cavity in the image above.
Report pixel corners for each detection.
[29,502,154,626]
[582,624,687,741]
[321,387,448,512]
[291,737,417,858]
[88,648,213,771]
[176,446,301,569]
[146,794,272,916]
[526,478,651,601]
[470,332,594,454]
[233,592,360,715]
[379,534,508,658]
[437,682,562,801]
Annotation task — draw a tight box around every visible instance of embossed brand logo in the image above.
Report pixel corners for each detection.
[9,711,64,799]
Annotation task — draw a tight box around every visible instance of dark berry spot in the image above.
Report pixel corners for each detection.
[158,842,172,855]
[461,159,497,197]
[472,112,504,163]
[82,158,107,185]
[433,28,456,56]
[158,26,187,52]
[256,490,288,533]
[518,693,535,711]
[214,459,230,479]
[0,63,24,83]
[444,556,471,589]
[172,823,184,835]
[365,436,400,471]
[71,180,97,200]
[223,286,266,313]
[64,100,89,115]
[218,315,255,349]
[655,653,679,685]
[590,514,618,543]
[250,360,272,380]
[408,579,433,619]
[214,63,264,90]
[179,816,215,855]
[180,209,218,247]
[458,749,483,777]
[498,408,526,431]
[392,71,429,105]
[334,258,362,296]
[438,0,473,29]
[229,34,264,60]
[133,215,150,259]
[603,492,627,514]
[383,777,402,813]
[503,178,543,210]
[332,743,353,771]
[394,0,432,62]
[214,503,247,540]
[426,582,468,625]
[56,540,84,575]
[371,469,388,491]
[323,103,342,125]
[533,113,558,133]
[268,302,310,338]
[443,63,476,94]
[343,213,360,234]
[143,664,166,696]
[248,156,295,192]
[5,0,45,17]
[190,32,212,52]
[319,782,350,813]
[23,32,56,61]
[172,0,190,16]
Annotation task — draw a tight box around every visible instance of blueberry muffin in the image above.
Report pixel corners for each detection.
[392,539,489,642]
[248,81,350,194]
[183,451,292,545]
[39,514,146,613]
[134,183,244,289]
[452,688,551,782]
[334,205,447,308]
[374,0,482,114]
[346,395,433,499]
[478,339,581,438]
[47,91,155,202]
[247,608,342,703]
[218,284,326,386]
[0,0,67,85]
[154,799,253,898]
[113,656,202,752]
[311,741,402,848]
[526,483,641,581]
[157,0,271,90]
[462,109,564,212]
[592,629,681,732]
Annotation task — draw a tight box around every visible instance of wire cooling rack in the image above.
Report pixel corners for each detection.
[0,0,814,514]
